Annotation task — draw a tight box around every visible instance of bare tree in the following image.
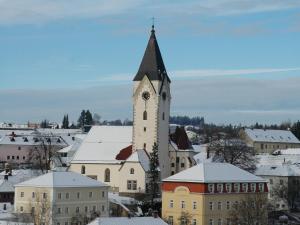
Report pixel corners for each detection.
[177,211,192,225]
[28,133,63,173]
[229,194,268,225]
[208,138,257,172]
[29,191,52,225]
[71,210,100,225]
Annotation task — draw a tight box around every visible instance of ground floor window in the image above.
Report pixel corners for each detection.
[127,180,137,190]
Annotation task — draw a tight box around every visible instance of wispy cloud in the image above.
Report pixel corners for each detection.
[0,0,300,25]
[84,67,300,83]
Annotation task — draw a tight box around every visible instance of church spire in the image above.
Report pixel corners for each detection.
[133,26,171,82]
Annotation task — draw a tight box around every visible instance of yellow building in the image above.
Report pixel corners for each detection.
[239,128,300,153]
[162,163,268,225]
[14,171,109,225]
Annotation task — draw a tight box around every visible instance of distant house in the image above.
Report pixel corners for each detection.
[0,179,14,205]
[255,164,300,211]
[162,163,268,225]
[239,128,300,153]
[87,216,168,225]
[14,171,109,225]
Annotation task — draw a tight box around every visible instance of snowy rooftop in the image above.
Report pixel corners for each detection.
[255,164,300,177]
[15,171,108,188]
[88,217,168,225]
[125,149,150,171]
[164,163,266,183]
[273,148,300,155]
[71,126,132,163]
[0,170,41,185]
[256,154,300,166]
[0,180,14,193]
[244,128,300,143]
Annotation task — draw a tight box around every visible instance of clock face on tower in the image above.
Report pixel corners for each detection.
[142,91,150,101]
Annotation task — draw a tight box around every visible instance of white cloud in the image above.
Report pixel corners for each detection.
[0,0,300,25]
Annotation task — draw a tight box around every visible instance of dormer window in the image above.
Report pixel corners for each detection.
[208,184,214,193]
[226,183,232,193]
[23,137,28,142]
[234,183,240,192]
[217,184,223,193]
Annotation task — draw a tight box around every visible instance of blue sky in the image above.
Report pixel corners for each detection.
[0,0,300,125]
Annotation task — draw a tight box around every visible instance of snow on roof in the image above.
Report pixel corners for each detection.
[126,149,150,171]
[71,126,132,163]
[256,154,300,166]
[244,128,300,143]
[255,164,300,177]
[0,170,42,185]
[88,217,168,225]
[15,171,108,188]
[0,180,14,193]
[273,148,300,155]
[164,163,266,183]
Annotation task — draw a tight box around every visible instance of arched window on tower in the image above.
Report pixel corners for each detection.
[104,168,110,182]
[143,111,147,120]
[81,165,85,174]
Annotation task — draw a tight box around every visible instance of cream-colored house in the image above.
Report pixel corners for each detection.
[162,163,268,225]
[239,128,300,153]
[69,126,150,194]
[14,171,109,225]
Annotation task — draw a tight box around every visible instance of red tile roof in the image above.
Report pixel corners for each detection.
[115,145,133,160]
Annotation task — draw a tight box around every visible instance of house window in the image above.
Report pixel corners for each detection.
[234,183,240,192]
[32,192,35,198]
[12,156,14,160]
[181,201,185,209]
[23,156,25,160]
[250,183,256,192]
[127,180,137,190]
[193,201,197,209]
[7,156,10,160]
[20,206,23,212]
[280,179,283,185]
[104,168,110,182]
[102,205,105,212]
[162,112,165,120]
[170,200,174,208]
[143,111,147,120]
[209,202,213,210]
[261,144,264,149]
[192,219,197,225]
[209,219,213,225]
[217,184,223,193]
[81,165,85,174]
[65,207,68,214]
[226,183,231,193]
[208,184,214,193]
[226,201,230,210]
[89,192,93,198]
[66,193,69,199]
[181,158,185,168]
[58,193,61,199]
[218,202,222,210]
[218,219,222,225]
[85,206,88,213]
[130,168,134,174]
[144,127,146,132]
[144,143,146,149]
[270,179,273,184]
[168,216,174,225]
[76,207,79,213]
[102,191,105,198]
[77,192,80,199]
[259,183,264,192]
[43,193,47,199]
[171,163,175,167]
[57,208,61,214]
[242,183,248,192]
[18,146,21,150]
[20,192,24,198]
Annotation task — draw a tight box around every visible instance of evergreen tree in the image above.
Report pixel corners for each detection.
[40,119,49,128]
[77,110,86,128]
[85,110,93,125]
[62,114,69,129]
[148,143,160,208]
[291,121,300,140]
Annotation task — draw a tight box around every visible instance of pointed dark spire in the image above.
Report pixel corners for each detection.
[133,26,171,82]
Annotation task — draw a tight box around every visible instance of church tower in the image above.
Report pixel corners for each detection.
[132,26,171,179]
